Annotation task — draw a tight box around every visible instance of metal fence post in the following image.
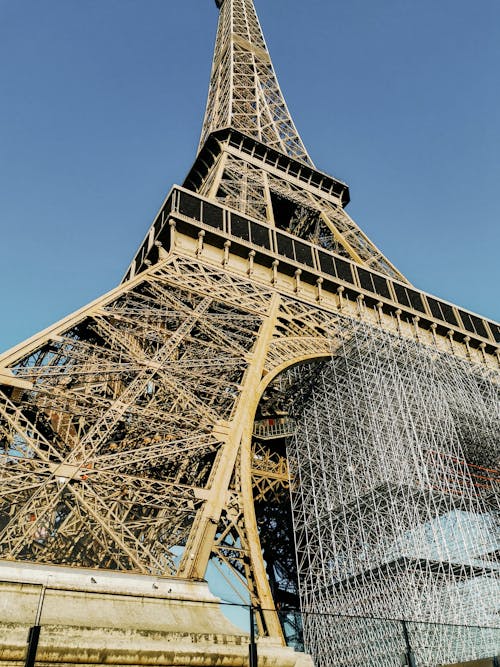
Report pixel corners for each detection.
[401,620,417,667]
[24,625,41,667]
[24,584,46,667]
[249,604,258,667]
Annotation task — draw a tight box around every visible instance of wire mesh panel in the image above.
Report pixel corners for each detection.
[407,620,500,665]
[303,612,406,667]
[278,609,500,667]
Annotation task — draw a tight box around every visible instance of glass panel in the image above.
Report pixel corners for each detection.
[277,234,295,261]
[293,240,314,267]
[250,223,271,249]
[202,202,223,229]
[231,214,250,241]
[459,310,489,338]
[318,251,336,277]
[439,302,458,326]
[334,258,353,283]
[372,273,392,300]
[178,192,201,220]
[490,323,500,343]
[405,287,426,313]
[357,267,374,293]
[393,282,411,309]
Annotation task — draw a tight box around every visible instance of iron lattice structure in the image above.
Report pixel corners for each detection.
[194,0,406,281]
[200,0,312,164]
[0,0,499,664]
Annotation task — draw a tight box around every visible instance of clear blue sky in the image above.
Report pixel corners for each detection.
[1,0,499,353]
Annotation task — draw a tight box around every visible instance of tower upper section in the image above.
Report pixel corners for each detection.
[200,0,313,165]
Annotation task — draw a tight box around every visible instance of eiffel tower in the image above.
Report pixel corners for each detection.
[1,1,499,666]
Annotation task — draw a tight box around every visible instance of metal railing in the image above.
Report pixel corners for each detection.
[252,417,296,439]
[275,607,500,667]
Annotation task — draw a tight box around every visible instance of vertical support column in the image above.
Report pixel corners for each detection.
[25,585,46,667]
[25,626,41,667]
[463,335,471,359]
[177,294,282,593]
[316,277,323,303]
[447,329,455,353]
[356,294,364,317]
[196,230,206,256]
[249,605,258,667]
[271,260,279,285]
[412,316,420,341]
[430,322,438,346]
[223,240,231,266]
[248,250,256,275]
[337,286,344,310]
[294,269,302,294]
[401,620,417,667]
[207,152,230,200]
[395,308,402,333]
[262,172,275,225]
[169,219,177,250]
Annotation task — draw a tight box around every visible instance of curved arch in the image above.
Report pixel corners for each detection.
[238,336,337,640]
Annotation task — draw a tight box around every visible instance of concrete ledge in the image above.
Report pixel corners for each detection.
[0,561,214,601]
[0,625,309,666]
[0,562,313,667]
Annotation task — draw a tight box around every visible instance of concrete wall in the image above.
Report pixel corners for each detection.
[0,562,313,667]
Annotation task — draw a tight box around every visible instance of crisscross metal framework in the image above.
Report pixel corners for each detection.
[200,0,312,164]
[0,1,499,665]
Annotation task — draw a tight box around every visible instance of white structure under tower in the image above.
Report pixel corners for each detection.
[288,319,500,666]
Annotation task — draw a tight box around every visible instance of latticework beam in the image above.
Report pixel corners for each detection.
[200,0,312,165]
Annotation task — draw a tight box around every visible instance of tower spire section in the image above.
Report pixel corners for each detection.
[200,0,313,165]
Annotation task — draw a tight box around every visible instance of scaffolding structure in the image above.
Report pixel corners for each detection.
[288,319,500,666]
